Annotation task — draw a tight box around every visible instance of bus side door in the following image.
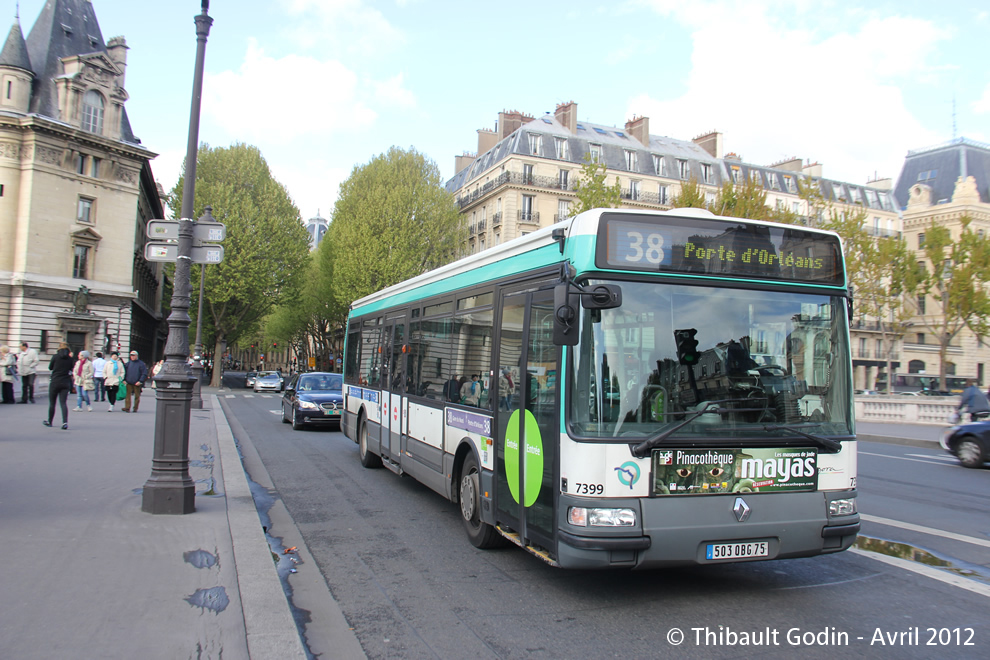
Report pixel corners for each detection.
[381,318,406,461]
[494,288,559,551]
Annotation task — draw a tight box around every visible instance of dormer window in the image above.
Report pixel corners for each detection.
[82,90,104,134]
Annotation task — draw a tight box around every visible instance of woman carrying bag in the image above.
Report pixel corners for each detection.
[103,352,125,412]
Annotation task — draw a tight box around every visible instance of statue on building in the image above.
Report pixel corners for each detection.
[72,285,91,314]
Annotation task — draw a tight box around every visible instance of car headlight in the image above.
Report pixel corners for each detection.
[298,400,319,410]
[828,498,857,516]
[568,507,636,527]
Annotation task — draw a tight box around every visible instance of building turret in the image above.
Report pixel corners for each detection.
[0,18,34,113]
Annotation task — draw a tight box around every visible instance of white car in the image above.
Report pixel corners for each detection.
[254,371,283,393]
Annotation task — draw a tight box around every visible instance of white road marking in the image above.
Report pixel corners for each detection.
[243,394,254,398]
[850,548,990,599]
[225,395,235,398]
[859,451,948,466]
[269,410,282,415]
[906,453,956,462]
[861,514,990,549]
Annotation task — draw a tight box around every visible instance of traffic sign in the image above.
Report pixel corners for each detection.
[146,219,226,243]
[144,242,225,264]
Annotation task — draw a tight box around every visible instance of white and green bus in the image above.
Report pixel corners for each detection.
[342,208,859,568]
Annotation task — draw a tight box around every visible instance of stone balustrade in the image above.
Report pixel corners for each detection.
[854,395,957,425]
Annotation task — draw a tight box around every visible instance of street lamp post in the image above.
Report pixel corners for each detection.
[142,1,213,515]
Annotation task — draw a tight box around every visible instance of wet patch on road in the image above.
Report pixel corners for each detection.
[184,549,219,570]
[856,535,990,584]
[185,586,230,613]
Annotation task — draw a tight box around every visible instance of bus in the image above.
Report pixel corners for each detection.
[875,373,970,395]
[342,208,859,569]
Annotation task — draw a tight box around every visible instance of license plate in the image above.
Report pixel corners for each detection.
[706,541,769,560]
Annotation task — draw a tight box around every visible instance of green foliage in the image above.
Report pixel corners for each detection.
[572,155,621,213]
[326,146,464,309]
[169,143,312,386]
[670,177,707,209]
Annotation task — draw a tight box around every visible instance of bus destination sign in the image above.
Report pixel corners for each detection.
[597,213,844,285]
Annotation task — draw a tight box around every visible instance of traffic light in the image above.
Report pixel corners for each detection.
[674,329,700,366]
[272,342,277,348]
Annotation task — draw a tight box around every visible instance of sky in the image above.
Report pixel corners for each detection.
[11,0,989,221]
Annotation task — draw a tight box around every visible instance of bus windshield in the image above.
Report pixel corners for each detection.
[569,280,853,441]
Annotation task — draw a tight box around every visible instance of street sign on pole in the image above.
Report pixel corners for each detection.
[147,219,179,240]
[147,219,226,243]
[144,242,225,264]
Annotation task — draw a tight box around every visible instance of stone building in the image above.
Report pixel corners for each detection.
[0,0,166,364]
[446,101,899,254]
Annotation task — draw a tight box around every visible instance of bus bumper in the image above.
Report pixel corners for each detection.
[555,491,859,569]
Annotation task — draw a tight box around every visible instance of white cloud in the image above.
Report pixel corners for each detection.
[372,73,416,109]
[284,0,405,57]
[627,1,949,183]
[973,84,990,115]
[202,40,382,144]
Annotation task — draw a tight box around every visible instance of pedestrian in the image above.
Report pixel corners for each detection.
[460,374,482,406]
[17,341,39,403]
[72,350,95,412]
[498,368,514,410]
[150,359,163,389]
[122,350,148,413]
[91,351,107,402]
[103,351,124,411]
[0,345,16,404]
[44,343,74,429]
[957,379,990,422]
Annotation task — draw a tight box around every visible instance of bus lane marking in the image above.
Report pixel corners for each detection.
[860,514,990,549]
[859,451,949,467]
[849,548,990,599]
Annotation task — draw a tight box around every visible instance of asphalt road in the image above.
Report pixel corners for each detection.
[220,390,989,659]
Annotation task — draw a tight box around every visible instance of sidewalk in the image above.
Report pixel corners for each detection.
[0,384,344,659]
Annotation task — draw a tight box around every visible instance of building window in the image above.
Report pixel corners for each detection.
[554,137,569,160]
[766,172,778,189]
[81,90,104,134]
[850,187,861,204]
[521,195,535,221]
[653,154,666,176]
[527,133,542,155]
[731,167,741,184]
[784,175,796,193]
[589,144,602,163]
[875,339,883,358]
[917,295,926,314]
[75,153,86,174]
[558,169,569,189]
[918,233,925,249]
[677,159,689,180]
[701,163,713,184]
[658,184,669,205]
[557,199,570,221]
[523,164,534,184]
[916,333,925,345]
[72,244,90,279]
[705,191,716,207]
[750,170,761,184]
[624,149,637,171]
[91,157,101,178]
[630,180,640,201]
[77,197,94,224]
[792,201,801,214]
[833,183,845,200]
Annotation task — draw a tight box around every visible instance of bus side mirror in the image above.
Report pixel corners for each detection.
[553,283,579,346]
[582,284,622,310]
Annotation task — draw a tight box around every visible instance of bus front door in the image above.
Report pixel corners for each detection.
[495,289,559,553]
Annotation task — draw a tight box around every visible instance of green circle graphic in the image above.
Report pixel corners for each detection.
[504,409,544,507]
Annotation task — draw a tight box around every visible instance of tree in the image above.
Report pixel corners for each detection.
[169,143,312,386]
[910,217,990,389]
[572,155,621,213]
[326,147,465,309]
[669,176,707,209]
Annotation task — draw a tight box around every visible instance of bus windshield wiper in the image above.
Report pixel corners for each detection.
[762,423,842,453]
[629,400,764,458]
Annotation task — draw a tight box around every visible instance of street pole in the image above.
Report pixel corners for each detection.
[142,1,213,515]
[191,206,214,408]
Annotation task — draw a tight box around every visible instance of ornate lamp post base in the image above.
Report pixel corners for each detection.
[142,375,196,514]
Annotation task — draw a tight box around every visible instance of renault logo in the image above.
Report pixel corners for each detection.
[733,497,751,522]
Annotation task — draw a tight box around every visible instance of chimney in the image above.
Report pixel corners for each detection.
[802,160,823,178]
[106,36,128,89]
[455,152,476,174]
[692,131,723,159]
[498,110,533,140]
[554,101,577,133]
[768,157,802,172]
[625,115,650,147]
[477,128,497,155]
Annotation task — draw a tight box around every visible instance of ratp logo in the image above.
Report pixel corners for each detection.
[615,461,641,489]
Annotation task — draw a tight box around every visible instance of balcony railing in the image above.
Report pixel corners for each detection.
[456,171,576,208]
[621,189,662,204]
[867,227,901,238]
[477,219,486,233]
[492,212,502,226]
[518,210,539,224]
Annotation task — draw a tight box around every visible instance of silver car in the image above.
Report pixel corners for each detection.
[254,371,283,393]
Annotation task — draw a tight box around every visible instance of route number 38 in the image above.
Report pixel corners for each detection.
[624,231,665,264]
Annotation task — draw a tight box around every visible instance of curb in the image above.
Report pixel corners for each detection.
[211,393,308,659]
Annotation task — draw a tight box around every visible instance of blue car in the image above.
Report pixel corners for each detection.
[281,372,343,431]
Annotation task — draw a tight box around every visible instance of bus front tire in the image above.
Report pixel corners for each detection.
[359,420,382,469]
[459,453,503,549]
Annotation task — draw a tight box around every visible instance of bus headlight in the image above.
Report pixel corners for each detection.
[828,498,857,516]
[568,507,636,527]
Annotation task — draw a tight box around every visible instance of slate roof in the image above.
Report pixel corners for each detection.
[0,20,32,72]
[21,0,138,143]
[893,138,990,209]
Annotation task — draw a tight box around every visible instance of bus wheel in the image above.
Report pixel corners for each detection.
[359,420,382,469]
[459,453,503,548]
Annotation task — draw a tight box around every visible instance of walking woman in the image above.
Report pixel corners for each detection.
[103,351,124,411]
[44,343,74,429]
[72,350,95,412]
[0,345,16,404]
